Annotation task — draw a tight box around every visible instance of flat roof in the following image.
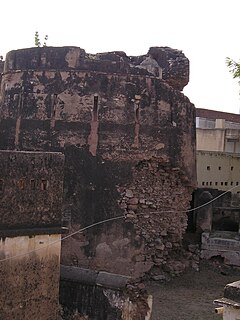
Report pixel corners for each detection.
[196,108,240,123]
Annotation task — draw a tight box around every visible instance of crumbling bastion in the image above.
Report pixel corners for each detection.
[0,46,196,278]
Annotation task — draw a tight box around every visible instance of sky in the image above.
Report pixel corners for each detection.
[1,0,240,113]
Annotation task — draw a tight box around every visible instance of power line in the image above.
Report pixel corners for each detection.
[0,185,238,263]
[0,216,124,263]
[185,184,239,213]
[150,185,240,214]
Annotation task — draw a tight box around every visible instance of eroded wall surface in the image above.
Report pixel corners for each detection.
[0,47,196,277]
[0,151,64,319]
[0,150,64,228]
[0,234,61,320]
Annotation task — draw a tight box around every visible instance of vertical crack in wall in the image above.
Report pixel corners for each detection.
[146,77,152,93]
[133,96,140,148]
[50,94,58,129]
[88,94,99,156]
[14,90,23,150]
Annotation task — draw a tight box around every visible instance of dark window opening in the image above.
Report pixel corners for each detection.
[202,182,205,186]
[93,95,99,121]
[207,166,210,170]
[206,182,209,186]
[231,181,233,186]
[30,179,36,190]
[209,181,212,186]
[218,166,221,170]
[135,106,140,123]
[52,94,58,117]
[231,166,234,171]
[221,182,224,186]
[18,179,25,190]
[236,182,239,186]
[41,179,48,191]
[215,182,218,186]
[225,182,228,186]
[213,217,239,232]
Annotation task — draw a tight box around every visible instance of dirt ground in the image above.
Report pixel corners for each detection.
[147,260,240,320]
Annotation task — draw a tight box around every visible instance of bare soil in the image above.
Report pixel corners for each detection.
[147,260,240,320]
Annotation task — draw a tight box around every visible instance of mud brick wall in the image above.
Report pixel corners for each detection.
[0,150,64,319]
[0,151,64,229]
[0,46,196,277]
[0,234,61,320]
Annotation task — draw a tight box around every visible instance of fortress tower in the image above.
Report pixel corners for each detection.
[0,46,196,278]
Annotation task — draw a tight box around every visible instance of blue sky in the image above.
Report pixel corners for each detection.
[1,0,240,113]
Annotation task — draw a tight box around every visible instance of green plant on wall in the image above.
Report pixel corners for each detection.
[226,57,240,79]
[35,32,48,47]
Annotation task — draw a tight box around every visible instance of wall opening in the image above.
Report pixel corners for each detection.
[41,179,48,191]
[30,179,36,190]
[18,179,25,190]
[135,105,140,123]
[93,95,99,122]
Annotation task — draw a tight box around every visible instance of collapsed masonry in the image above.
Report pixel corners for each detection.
[0,46,196,279]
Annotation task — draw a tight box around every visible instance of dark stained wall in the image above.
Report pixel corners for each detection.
[0,151,64,229]
[0,47,196,278]
[0,150,64,320]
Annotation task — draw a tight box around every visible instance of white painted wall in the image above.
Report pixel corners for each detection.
[0,234,61,261]
[223,306,240,320]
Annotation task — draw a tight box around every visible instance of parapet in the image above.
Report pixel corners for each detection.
[4,46,189,91]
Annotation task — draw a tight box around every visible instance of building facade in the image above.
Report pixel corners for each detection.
[196,108,240,193]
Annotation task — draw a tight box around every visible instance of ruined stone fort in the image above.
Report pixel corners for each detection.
[0,46,196,319]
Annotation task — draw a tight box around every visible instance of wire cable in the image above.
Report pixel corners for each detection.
[150,184,240,214]
[0,185,239,263]
[0,216,124,263]
[185,184,239,213]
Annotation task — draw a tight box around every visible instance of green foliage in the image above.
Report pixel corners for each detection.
[226,57,240,79]
[34,31,41,47]
[34,31,48,47]
[43,35,48,47]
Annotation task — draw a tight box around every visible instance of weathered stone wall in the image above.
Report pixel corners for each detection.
[0,150,64,228]
[0,234,61,320]
[0,60,3,74]
[0,151,64,319]
[0,60,3,102]
[3,46,189,91]
[0,47,196,277]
